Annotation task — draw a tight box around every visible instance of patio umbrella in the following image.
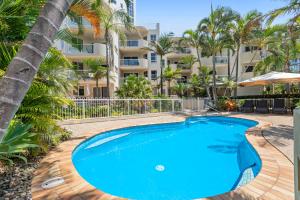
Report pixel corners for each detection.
[238,71,300,87]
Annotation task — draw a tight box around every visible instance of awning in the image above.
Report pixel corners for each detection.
[238,71,300,87]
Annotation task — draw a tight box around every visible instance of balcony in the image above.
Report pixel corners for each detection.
[63,43,106,58]
[120,59,149,70]
[120,40,149,52]
[167,48,192,59]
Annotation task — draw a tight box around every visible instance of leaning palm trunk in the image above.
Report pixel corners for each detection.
[212,54,218,102]
[0,0,73,141]
[196,49,211,100]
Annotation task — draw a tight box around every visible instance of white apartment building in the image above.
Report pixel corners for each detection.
[54,0,265,98]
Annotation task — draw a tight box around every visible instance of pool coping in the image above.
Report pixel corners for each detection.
[31,114,294,200]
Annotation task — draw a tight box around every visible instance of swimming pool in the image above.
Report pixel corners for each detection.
[72,116,261,199]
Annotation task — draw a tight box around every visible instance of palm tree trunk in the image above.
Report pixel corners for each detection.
[0,0,73,141]
[196,48,211,100]
[234,45,240,98]
[105,31,110,98]
[160,55,164,96]
[96,78,99,98]
[227,49,231,80]
[212,54,217,102]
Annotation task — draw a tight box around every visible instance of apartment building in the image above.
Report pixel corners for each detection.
[54,0,266,98]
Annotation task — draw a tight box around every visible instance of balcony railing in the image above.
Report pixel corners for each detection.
[65,44,95,54]
[174,48,192,54]
[177,64,191,70]
[121,40,149,48]
[120,59,149,68]
[214,56,228,64]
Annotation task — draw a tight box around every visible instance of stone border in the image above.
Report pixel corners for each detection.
[31,114,294,200]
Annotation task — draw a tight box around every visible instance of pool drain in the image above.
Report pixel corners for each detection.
[41,177,65,189]
[155,165,165,172]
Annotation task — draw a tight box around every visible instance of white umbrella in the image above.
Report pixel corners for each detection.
[238,71,300,87]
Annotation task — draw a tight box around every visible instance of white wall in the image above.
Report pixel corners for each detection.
[294,109,300,200]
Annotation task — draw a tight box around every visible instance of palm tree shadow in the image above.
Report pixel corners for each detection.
[206,191,257,200]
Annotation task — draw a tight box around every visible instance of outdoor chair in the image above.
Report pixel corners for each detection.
[255,100,269,114]
[273,99,287,114]
[240,100,254,113]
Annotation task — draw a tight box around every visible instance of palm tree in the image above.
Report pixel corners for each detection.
[266,0,300,25]
[172,83,189,98]
[83,58,107,98]
[228,10,262,96]
[162,66,182,96]
[254,24,300,75]
[198,6,238,102]
[92,1,133,98]
[146,34,173,95]
[116,75,152,99]
[0,0,77,141]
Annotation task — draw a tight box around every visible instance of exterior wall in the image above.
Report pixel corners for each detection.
[294,109,300,200]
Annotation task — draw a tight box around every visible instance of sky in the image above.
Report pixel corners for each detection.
[136,0,290,36]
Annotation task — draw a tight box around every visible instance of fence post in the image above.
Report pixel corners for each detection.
[159,99,162,113]
[107,99,110,117]
[172,99,175,112]
[128,99,130,115]
[82,99,86,119]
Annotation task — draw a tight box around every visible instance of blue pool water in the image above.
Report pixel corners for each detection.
[72,116,261,199]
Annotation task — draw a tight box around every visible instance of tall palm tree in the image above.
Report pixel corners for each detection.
[228,10,262,96]
[162,66,182,96]
[0,0,75,141]
[181,30,213,99]
[146,34,173,95]
[198,6,238,102]
[83,58,107,98]
[92,1,133,98]
[0,0,101,141]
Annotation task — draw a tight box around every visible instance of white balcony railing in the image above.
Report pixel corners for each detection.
[120,59,149,68]
[121,40,149,48]
[64,44,98,55]
[174,48,192,54]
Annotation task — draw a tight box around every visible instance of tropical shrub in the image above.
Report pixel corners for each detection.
[0,121,39,166]
[116,75,153,99]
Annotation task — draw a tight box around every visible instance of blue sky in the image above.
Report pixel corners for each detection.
[136,0,290,36]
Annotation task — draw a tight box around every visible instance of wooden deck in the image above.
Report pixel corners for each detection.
[31,114,294,200]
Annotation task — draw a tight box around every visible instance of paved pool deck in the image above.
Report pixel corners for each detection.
[31,114,295,200]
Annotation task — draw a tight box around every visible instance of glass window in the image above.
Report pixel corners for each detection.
[151,53,157,63]
[78,86,85,96]
[150,34,157,42]
[144,71,148,78]
[151,70,157,80]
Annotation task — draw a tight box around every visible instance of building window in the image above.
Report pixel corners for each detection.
[151,70,157,80]
[150,34,157,42]
[78,86,85,96]
[93,87,101,98]
[144,71,148,78]
[244,65,254,73]
[102,87,108,98]
[245,46,261,52]
[151,53,157,63]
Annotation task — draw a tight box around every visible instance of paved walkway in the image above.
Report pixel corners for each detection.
[31,114,295,200]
